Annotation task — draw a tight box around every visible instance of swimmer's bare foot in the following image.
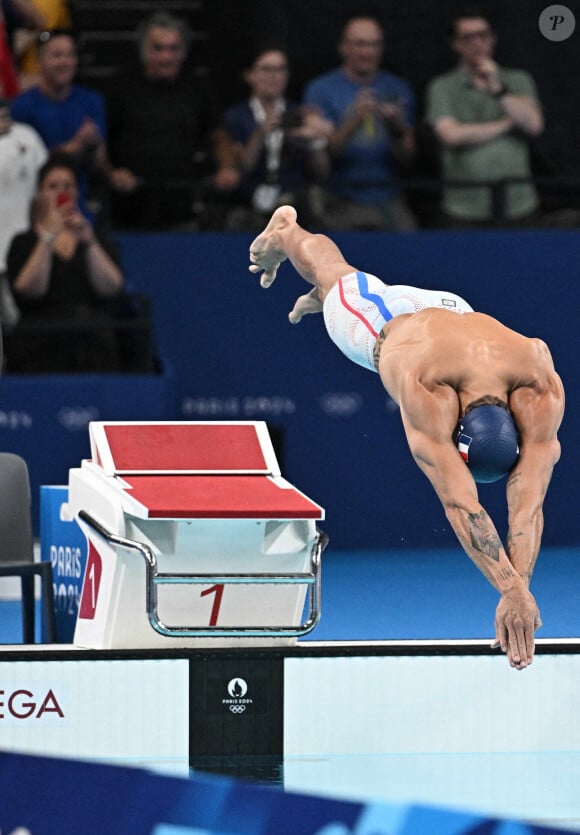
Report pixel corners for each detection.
[289,288,323,324]
[249,205,297,287]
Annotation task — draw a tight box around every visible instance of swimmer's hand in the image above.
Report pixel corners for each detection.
[289,288,323,324]
[491,586,542,670]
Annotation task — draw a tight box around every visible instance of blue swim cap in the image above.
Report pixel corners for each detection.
[454,404,519,483]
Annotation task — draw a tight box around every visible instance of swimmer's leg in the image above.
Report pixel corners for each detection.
[249,205,357,304]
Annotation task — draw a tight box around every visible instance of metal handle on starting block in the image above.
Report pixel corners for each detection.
[78,510,327,638]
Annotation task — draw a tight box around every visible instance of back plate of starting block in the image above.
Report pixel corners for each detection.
[90,420,280,475]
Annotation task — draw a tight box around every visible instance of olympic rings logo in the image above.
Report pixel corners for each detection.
[229,704,246,714]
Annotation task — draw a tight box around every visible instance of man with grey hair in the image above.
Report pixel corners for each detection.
[107,11,239,229]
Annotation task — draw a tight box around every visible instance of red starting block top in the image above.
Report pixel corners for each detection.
[122,475,323,519]
[90,421,279,476]
[85,422,323,520]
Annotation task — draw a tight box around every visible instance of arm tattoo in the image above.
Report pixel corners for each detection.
[468,510,502,561]
[373,326,388,371]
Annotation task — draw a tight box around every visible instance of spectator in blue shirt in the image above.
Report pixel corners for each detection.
[304,16,417,230]
[10,28,111,220]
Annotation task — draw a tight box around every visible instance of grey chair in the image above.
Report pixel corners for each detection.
[0,453,56,643]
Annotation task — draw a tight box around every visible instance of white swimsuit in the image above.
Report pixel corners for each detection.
[322,271,474,372]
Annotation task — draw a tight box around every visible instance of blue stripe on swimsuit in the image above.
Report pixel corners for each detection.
[356,271,393,324]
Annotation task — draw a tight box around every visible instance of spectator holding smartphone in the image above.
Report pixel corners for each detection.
[5,152,124,372]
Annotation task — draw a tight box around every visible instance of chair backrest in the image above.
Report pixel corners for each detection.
[0,452,34,564]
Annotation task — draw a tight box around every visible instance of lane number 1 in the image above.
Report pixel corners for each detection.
[200,584,224,626]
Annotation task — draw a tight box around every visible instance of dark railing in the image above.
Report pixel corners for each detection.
[102,173,580,229]
[4,293,159,374]
[403,175,580,224]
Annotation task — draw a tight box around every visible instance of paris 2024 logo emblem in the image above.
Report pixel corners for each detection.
[223,677,253,714]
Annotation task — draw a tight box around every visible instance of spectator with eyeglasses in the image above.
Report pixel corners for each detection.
[223,42,332,231]
[303,15,417,231]
[425,5,543,227]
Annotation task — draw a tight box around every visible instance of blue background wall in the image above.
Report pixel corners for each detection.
[118,229,578,550]
[1,229,578,549]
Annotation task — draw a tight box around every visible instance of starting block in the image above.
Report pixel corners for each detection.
[65,421,326,648]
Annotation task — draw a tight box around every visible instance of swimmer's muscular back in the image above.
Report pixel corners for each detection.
[376,309,560,416]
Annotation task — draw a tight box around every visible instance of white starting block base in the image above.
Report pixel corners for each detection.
[66,422,325,649]
[73,512,319,649]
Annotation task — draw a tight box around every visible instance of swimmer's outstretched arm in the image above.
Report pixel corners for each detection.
[505,372,564,587]
[505,441,561,590]
[397,381,540,670]
[415,435,540,670]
